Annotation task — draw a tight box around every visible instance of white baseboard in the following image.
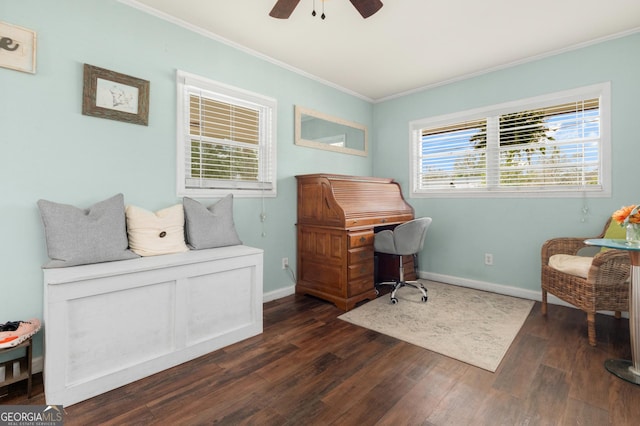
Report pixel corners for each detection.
[261,274,628,319]
[420,270,628,318]
[263,274,577,309]
[263,285,295,303]
[421,271,543,301]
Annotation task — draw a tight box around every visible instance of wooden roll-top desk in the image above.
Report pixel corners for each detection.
[296,173,414,310]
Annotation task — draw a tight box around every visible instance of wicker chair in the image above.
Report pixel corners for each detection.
[541,218,630,346]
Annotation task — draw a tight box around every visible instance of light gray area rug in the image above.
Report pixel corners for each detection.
[338,280,535,372]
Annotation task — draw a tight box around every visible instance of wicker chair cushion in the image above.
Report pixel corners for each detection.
[548,254,592,278]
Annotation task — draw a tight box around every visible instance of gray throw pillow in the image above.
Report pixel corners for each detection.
[37,193,139,268]
[183,195,242,250]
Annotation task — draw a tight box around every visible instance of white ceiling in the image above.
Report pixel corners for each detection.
[123,0,640,101]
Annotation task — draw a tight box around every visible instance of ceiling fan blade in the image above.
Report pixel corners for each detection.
[349,0,383,19]
[269,0,301,19]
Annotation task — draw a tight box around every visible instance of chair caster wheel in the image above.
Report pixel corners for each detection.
[421,296,428,302]
[375,288,380,296]
[391,297,398,304]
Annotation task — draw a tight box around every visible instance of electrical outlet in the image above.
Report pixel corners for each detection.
[282,257,289,269]
[484,253,493,266]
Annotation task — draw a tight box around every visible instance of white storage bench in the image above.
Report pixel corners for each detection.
[43,245,263,407]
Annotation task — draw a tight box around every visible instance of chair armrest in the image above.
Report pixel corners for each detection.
[587,249,631,285]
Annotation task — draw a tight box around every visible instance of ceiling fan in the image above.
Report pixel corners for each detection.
[269,0,383,19]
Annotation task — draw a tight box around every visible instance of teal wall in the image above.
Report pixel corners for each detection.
[1,0,373,359]
[2,1,639,361]
[373,33,640,294]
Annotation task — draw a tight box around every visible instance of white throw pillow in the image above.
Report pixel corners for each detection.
[125,204,189,256]
[548,254,593,279]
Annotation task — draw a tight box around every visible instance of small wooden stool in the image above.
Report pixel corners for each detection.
[0,338,33,398]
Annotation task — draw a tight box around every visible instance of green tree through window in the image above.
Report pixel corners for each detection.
[409,84,607,196]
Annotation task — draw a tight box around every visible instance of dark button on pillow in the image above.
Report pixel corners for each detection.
[159,231,167,238]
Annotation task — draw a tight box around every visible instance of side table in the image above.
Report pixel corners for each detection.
[0,338,33,398]
[585,238,640,385]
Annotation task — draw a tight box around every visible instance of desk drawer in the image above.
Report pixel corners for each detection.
[348,231,374,248]
[348,247,373,264]
[348,261,374,281]
[348,276,374,297]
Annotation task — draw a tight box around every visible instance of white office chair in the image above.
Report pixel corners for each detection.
[374,217,432,304]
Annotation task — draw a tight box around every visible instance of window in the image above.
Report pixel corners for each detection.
[409,83,610,198]
[176,71,277,197]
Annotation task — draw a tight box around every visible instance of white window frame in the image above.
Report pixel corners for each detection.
[176,70,277,198]
[409,82,611,198]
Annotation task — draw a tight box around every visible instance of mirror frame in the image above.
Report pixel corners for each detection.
[295,105,368,157]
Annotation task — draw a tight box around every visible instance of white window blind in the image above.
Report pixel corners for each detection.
[417,119,487,189]
[176,71,277,197]
[410,83,610,198]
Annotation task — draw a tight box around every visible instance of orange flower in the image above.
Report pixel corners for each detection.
[612,205,640,225]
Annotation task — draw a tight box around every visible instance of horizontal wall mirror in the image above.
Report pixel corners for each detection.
[295,105,368,157]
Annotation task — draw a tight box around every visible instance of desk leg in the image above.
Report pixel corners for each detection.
[605,252,640,384]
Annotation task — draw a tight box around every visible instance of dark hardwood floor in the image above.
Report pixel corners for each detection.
[3,289,640,425]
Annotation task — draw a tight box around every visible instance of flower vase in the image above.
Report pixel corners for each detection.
[626,223,640,245]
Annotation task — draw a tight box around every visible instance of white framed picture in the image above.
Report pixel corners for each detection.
[0,21,37,74]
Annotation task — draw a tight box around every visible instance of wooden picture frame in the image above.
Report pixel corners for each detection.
[0,21,37,74]
[82,64,149,126]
